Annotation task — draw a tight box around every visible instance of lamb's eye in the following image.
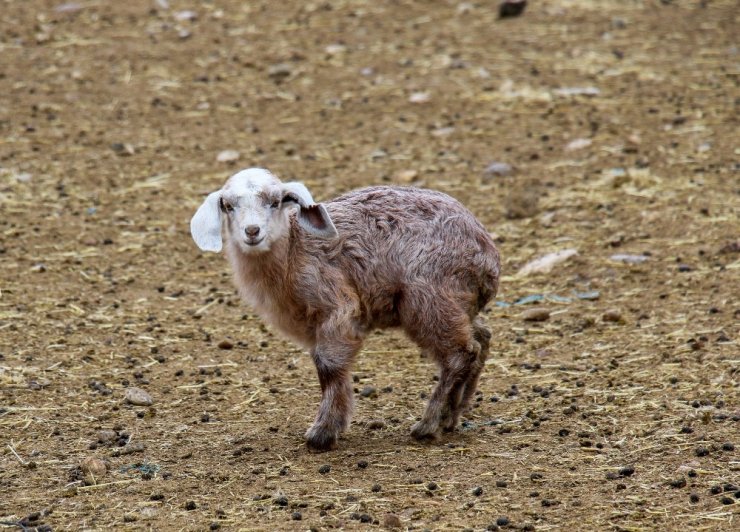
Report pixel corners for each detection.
[270,200,280,209]
[220,198,234,213]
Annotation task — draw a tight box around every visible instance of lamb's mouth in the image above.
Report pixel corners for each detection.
[245,237,264,247]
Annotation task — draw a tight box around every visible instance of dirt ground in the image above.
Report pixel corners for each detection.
[1,0,738,530]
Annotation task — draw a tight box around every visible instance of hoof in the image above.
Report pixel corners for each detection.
[410,421,439,442]
[305,427,338,452]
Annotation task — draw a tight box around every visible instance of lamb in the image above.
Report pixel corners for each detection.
[191,168,500,451]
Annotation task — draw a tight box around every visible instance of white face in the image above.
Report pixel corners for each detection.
[219,169,294,254]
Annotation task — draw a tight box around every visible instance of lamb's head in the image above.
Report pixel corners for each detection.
[190,168,337,254]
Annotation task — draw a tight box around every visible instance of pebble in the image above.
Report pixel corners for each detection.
[521,307,550,322]
[383,513,402,529]
[427,481,438,491]
[366,419,385,430]
[318,464,331,474]
[602,309,624,324]
[360,386,378,398]
[610,254,649,264]
[564,138,592,151]
[483,162,513,177]
[97,429,117,444]
[357,460,369,469]
[408,91,431,103]
[518,249,578,276]
[472,486,483,496]
[124,387,153,406]
[695,446,710,457]
[80,457,107,484]
[291,511,302,520]
[721,442,734,451]
[216,150,240,163]
[395,169,418,183]
[496,516,510,526]
[217,339,234,350]
[619,466,635,477]
[267,63,292,81]
[499,0,527,18]
[185,501,197,511]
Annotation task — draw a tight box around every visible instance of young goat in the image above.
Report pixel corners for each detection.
[191,168,500,451]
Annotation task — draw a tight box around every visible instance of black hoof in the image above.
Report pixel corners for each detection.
[305,430,338,452]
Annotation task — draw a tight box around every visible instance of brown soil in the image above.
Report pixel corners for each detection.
[1,1,738,530]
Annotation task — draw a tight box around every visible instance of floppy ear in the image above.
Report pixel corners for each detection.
[296,203,338,239]
[190,191,223,252]
[281,182,337,239]
[281,181,315,206]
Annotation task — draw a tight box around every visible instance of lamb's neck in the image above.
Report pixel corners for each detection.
[229,238,292,298]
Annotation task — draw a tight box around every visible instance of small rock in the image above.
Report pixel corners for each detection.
[565,138,592,151]
[619,466,635,477]
[483,162,513,177]
[216,150,240,163]
[366,419,385,430]
[518,249,578,276]
[291,511,302,521]
[318,464,331,474]
[97,430,117,444]
[554,86,600,97]
[217,339,234,350]
[395,169,418,183]
[173,10,197,21]
[610,254,649,264]
[496,516,510,526]
[521,308,550,322]
[383,513,402,529]
[80,457,107,484]
[427,481,438,491]
[111,142,135,156]
[472,486,483,496]
[499,0,527,18]
[267,63,292,81]
[408,91,431,103]
[124,387,153,406]
[602,309,624,324]
[184,501,197,511]
[360,386,378,398]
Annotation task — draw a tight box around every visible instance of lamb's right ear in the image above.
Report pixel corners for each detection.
[190,191,223,252]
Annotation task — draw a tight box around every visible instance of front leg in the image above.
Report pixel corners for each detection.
[305,317,363,452]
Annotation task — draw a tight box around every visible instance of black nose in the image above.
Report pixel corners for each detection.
[245,225,260,238]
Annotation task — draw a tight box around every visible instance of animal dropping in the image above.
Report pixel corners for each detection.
[191,168,501,451]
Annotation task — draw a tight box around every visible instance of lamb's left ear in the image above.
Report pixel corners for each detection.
[190,191,223,252]
[281,182,338,239]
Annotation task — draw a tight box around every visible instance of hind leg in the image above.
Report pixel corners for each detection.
[401,290,480,440]
[411,346,477,440]
[442,318,491,432]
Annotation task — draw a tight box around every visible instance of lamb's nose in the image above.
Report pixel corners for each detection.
[245,225,260,238]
